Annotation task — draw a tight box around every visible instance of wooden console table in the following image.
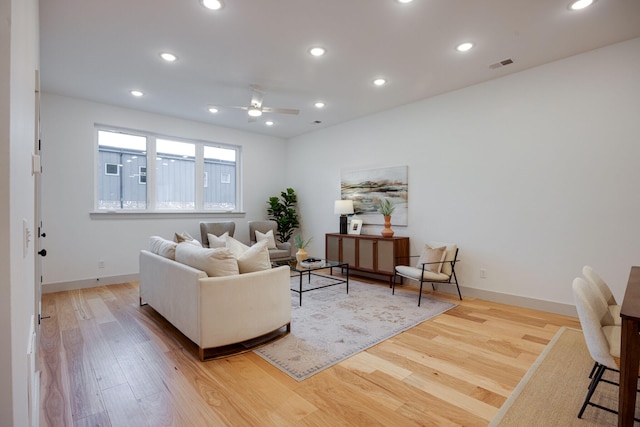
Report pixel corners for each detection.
[618,266,640,426]
[325,233,409,285]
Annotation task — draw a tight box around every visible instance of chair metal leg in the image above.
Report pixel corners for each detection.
[418,281,424,306]
[392,273,397,295]
[588,362,598,379]
[579,364,605,418]
[452,269,462,300]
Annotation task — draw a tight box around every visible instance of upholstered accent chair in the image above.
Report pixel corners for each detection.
[248,220,292,262]
[582,265,621,326]
[572,277,631,420]
[393,241,461,305]
[199,221,235,248]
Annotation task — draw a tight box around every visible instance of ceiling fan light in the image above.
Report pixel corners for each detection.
[248,107,262,117]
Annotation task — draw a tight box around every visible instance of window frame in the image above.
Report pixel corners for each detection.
[94,125,242,214]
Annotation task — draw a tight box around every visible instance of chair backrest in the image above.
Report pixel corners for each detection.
[248,220,278,244]
[582,265,617,306]
[200,221,235,248]
[572,277,619,369]
[428,241,458,277]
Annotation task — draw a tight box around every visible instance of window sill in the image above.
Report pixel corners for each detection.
[90,211,246,220]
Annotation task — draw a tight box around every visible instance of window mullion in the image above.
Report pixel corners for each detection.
[195,144,204,211]
[147,136,157,210]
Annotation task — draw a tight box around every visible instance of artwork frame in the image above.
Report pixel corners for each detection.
[348,219,363,235]
[341,165,408,226]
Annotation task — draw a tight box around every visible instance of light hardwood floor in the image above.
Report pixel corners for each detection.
[39,275,581,426]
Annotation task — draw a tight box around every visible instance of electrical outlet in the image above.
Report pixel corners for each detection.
[98,260,105,268]
[480,268,487,279]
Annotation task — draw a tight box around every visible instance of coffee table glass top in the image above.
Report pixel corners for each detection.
[271,258,344,272]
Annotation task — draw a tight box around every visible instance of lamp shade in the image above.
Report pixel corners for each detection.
[334,200,354,215]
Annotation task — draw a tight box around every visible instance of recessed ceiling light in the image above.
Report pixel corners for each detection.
[569,0,594,10]
[201,0,223,10]
[160,52,177,62]
[314,101,325,108]
[309,47,326,57]
[130,90,143,97]
[373,78,387,86]
[456,42,474,52]
[208,107,219,114]
[396,0,414,3]
[265,120,274,126]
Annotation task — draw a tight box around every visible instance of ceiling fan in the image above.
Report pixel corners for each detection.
[226,85,300,122]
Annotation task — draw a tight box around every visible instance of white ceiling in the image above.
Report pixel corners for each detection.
[39,0,640,139]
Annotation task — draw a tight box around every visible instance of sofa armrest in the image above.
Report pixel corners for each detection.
[198,266,291,348]
[139,250,207,345]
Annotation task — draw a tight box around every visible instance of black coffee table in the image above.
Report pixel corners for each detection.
[273,259,349,306]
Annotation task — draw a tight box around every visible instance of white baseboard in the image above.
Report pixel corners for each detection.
[42,273,139,293]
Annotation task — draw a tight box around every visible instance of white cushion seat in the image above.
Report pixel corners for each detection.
[394,265,449,282]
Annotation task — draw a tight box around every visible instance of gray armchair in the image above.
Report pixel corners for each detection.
[199,221,235,248]
[248,220,292,261]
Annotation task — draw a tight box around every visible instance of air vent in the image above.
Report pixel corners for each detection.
[489,58,514,70]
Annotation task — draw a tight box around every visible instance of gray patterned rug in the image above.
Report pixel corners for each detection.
[253,274,457,381]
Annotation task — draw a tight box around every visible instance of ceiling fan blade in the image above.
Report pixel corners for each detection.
[261,107,299,115]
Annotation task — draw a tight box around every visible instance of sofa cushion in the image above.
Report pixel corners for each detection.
[226,236,271,273]
[207,232,228,249]
[175,243,239,277]
[416,244,447,273]
[255,229,277,249]
[149,236,177,260]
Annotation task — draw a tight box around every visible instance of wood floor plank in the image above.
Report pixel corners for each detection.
[40,281,581,426]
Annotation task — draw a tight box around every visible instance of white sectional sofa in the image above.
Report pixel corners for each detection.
[139,237,291,361]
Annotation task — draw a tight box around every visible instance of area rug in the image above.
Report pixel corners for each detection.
[489,327,640,426]
[253,275,456,381]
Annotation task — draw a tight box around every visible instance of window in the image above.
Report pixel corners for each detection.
[96,127,240,212]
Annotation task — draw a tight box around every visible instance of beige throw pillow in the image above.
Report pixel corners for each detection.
[207,232,228,249]
[149,236,177,260]
[416,245,447,274]
[255,229,277,249]
[175,243,239,277]
[226,236,271,273]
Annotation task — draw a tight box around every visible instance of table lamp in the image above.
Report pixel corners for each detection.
[334,200,354,234]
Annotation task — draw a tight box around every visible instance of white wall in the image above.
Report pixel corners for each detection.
[40,93,288,289]
[40,38,640,314]
[287,37,640,311]
[1,0,39,425]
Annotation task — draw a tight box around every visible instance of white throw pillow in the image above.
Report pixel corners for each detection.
[149,236,177,260]
[207,232,228,248]
[255,229,277,249]
[226,236,271,273]
[416,244,447,274]
[175,243,239,277]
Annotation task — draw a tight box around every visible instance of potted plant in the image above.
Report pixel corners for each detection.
[378,198,396,237]
[267,188,300,243]
[294,235,312,262]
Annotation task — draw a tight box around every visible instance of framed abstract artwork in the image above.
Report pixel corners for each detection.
[341,165,408,226]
